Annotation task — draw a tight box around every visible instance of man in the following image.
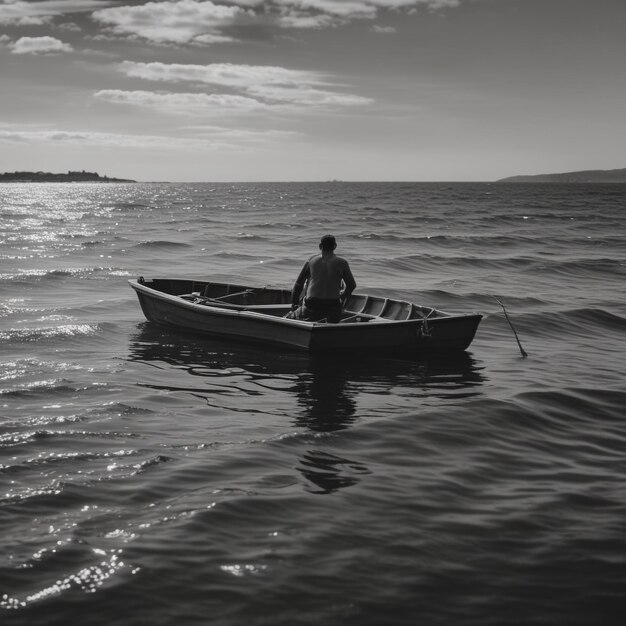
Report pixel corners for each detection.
[286,234,356,323]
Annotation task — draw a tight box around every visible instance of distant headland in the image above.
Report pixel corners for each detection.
[0,170,136,183]
[497,168,626,183]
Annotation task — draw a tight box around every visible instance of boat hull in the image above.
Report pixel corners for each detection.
[129,278,481,354]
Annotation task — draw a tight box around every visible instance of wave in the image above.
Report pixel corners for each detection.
[561,307,626,330]
[384,289,547,310]
[0,375,117,401]
[0,403,153,432]
[355,232,544,247]
[206,250,274,261]
[1,415,84,430]
[1,548,132,609]
[0,378,73,398]
[108,202,151,211]
[0,428,139,448]
[0,448,138,474]
[235,233,266,240]
[514,387,626,421]
[80,239,108,247]
[0,357,82,380]
[0,267,131,285]
[0,210,32,219]
[484,307,626,337]
[0,452,171,508]
[0,324,101,344]
[131,240,193,250]
[0,427,138,447]
[88,402,155,418]
[353,387,626,471]
[241,221,301,230]
[385,233,626,252]
[379,253,625,276]
[538,257,626,277]
[0,253,33,261]
[380,254,533,273]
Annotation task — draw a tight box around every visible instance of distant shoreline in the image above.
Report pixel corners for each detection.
[0,170,136,183]
[2,169,625,184]
[496,168,626,183]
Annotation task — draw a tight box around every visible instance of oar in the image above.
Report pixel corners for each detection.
[493,296,528,358]
[196,298,245,309]
[191,288,256,308]
[210,289,255,301]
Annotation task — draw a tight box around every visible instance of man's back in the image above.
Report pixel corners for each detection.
[306,253,353,300]
[286,234,356,322]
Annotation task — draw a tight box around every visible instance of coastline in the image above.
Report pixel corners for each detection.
[0,170,136,183]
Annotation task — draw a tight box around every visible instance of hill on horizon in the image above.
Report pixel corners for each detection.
[497,168,626,183]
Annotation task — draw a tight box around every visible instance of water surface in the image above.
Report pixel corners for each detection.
[1,182,625,625]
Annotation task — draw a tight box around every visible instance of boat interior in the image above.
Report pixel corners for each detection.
[138,278,441,323]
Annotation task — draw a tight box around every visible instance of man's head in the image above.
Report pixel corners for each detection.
[319,234,337,251]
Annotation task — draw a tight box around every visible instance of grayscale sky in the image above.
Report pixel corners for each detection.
[1,0,625,181]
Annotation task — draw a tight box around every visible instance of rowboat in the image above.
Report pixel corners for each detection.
[128,277,482,354]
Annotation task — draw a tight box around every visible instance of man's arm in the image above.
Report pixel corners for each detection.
[340,261,356,307]
[291,261,310,309]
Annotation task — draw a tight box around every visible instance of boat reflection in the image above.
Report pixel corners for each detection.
[296,449,370,495]
[128,324,486,431]
[292,357,358,432]
[128,325,485,494]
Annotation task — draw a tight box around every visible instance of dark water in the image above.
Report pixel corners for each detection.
[1,182,625,625]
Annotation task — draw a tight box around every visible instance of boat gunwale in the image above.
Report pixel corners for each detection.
[128,279,482,331]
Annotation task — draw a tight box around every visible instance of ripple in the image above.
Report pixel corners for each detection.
[0,324,100,343]
[1,550,134,609]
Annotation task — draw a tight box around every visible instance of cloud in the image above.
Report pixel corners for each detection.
[371,24,396,33]
[248,84,371,106]
[92,0,247,44]
[275,12,335,29]
[93,89,271,115]
[0,126,296,150]
[275,0,377,20]
[10,35,73,54]
[57,21,83,31]
[89,0,461,43]
[272,0,459,29]
[118,61,373,108]
[420,0,460,8]
[119,60,328,89]
[0,0,114,26]
[371,0,456,6]
[181,124,298,142]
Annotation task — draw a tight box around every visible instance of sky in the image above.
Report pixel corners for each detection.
[0,0,625,182]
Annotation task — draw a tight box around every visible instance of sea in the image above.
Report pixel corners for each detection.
[1,182,625,625]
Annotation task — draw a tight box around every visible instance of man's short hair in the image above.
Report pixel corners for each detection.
[320,234,336,251]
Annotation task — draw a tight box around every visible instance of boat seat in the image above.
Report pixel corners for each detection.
[339,314,371,323]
